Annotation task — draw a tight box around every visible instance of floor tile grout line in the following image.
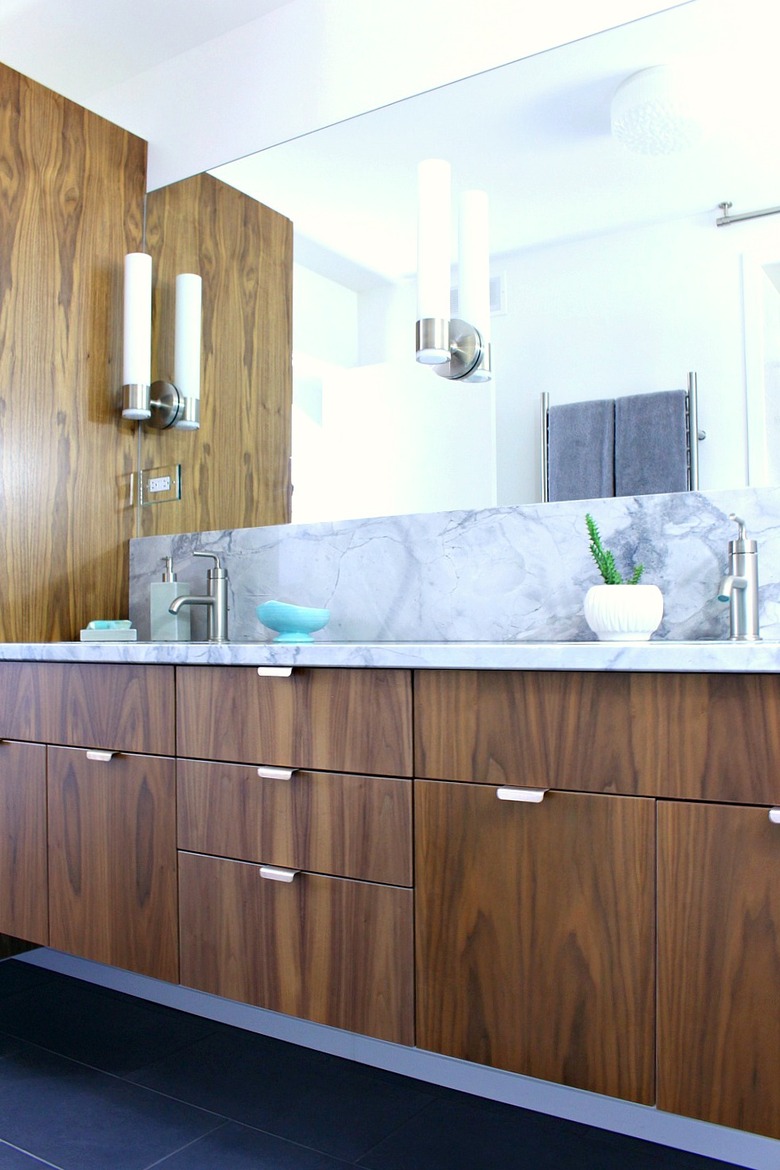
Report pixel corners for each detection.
[137,1118,232,1170]
[0,1135,65,1169]
[349,1096,440,1165]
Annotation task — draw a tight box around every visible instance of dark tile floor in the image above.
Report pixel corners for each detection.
[0,958,748,1169]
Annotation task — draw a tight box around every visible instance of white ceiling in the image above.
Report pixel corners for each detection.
[1,0,778,292]
[210,0,780,288]
[0,0,293,100]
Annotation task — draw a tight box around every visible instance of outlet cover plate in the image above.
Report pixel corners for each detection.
[140,465,181,506]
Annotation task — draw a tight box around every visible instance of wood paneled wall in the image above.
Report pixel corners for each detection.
[0,63,146,641]
[142,173,292,536]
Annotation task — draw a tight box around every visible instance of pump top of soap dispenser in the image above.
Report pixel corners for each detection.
[162,556,177,582]
[728,512,758,555]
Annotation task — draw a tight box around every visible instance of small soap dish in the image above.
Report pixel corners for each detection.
[257,600,330,643]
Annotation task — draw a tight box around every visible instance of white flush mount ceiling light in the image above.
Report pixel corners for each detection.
[611,64,709,156]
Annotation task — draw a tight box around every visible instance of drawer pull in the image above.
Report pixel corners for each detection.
[257,666,293,678]
[769,808,780,824]
[496,786,547,803]
[259,865,298,883]
[256,765,295,780]
[85,750,115,762]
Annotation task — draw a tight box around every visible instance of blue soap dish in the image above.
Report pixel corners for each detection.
[257,600,330,643]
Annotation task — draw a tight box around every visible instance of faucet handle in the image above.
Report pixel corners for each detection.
[193,551,227,577]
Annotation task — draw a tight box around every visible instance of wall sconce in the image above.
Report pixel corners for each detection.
[121,253,202,429]
[415,159,492,383]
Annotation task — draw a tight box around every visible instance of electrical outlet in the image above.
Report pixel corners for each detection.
[140,465,181,506]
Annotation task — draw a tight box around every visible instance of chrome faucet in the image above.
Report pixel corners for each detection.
[169,552,229,642]
[717,513,760,641]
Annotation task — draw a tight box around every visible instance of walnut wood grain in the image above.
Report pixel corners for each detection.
[658,800,780,1139]
[179,850,414,1044]
[415,780,655,1103]
[177,759,412,886]
[414,669,780,803]
[142,173,292,536]
[0,740,47,944]
[0,63,145,640]
[47,746,178,982]
[176,666,412,777]
[40,664,175,754]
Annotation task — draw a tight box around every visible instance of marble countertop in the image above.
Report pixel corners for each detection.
[0,639,778,672]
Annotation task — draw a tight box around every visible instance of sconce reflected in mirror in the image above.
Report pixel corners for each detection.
[121,253,202,429]
[415,159,492,383]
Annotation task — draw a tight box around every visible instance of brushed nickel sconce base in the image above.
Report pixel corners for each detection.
[415,319,490,382]
[122,383,152,421]
[434,318,486,381]
[147,380,183,430]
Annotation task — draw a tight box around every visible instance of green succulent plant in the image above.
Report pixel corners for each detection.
[585,513,644,585]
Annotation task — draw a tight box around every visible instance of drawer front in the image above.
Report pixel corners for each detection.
[178,850,414,1045]
[414,669,780,803]
[176,666,413,776]
[0,663,175,754]
[177,758,412,886]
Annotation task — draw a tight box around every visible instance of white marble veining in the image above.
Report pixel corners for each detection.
[1,638,778,673]
[129,486,780,649]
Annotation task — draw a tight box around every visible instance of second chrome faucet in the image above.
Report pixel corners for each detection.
[169,552,229,642]
[717,513,760,641]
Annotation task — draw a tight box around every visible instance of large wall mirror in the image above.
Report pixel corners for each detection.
[210,0,780,523]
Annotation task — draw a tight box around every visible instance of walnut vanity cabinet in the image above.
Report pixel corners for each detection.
[414,778,655,1103]
[0,663,177,981]
[176,666,414,1044]
[0,740,47,944]
[658,800,780,1141]
[413,668,780,1135]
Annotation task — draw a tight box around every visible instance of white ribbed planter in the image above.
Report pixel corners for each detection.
[584,583,663,641]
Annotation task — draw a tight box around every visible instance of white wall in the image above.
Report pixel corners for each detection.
[292,263,496,522]
[488,210,780,506]
[293,207,780,517]
[87,0,687,189]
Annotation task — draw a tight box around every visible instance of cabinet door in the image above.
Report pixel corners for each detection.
[0,741,47,944]
[415,780,655,1104]
[47,747,177,982]
[179,851,414,1045]
[658,800,780,1139]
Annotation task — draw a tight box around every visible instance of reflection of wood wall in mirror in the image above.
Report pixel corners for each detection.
[0,62,145,642]
[142,173,293,537]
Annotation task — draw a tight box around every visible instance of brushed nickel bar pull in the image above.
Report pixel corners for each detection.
[496,786,547,803]
[258,865,298,883]
[85,750,115,762]
[256,765,296,780]
[768,808,780,824]
[256,666,293,678]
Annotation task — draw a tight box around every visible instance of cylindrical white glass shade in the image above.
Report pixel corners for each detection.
[122,252,152,389]
[417,159,451,363]
[174,272,202,429]
[458,189,490,344]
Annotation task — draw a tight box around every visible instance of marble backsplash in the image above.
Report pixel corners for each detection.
[128,487,780,643]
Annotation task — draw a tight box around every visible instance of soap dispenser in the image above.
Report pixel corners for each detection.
[150,557,191,641]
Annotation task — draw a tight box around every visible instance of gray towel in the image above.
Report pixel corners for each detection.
[615,390,689,497]
[547,399,615,502]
